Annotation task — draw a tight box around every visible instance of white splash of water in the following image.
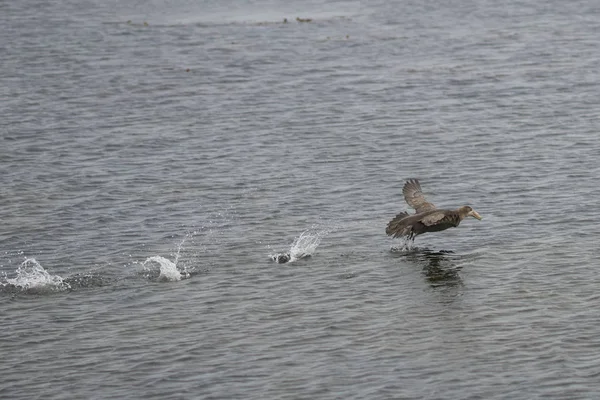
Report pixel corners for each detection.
[143,256,182,282]
[141,231,199,281]
[390,236,417,253]
[289,230,323,262]
[3,258,70,292]
[271,228,329,263]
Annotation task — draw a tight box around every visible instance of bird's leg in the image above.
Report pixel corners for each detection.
[403,231,415,250]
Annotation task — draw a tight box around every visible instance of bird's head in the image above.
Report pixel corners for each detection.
[459,205,482,220]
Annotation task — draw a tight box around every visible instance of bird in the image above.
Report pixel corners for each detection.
[386,179,482,240]
[272,253,291,264]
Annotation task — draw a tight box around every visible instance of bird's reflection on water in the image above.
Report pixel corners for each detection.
[392,246,463,288]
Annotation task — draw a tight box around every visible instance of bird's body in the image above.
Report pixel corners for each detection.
[386,179,481,239]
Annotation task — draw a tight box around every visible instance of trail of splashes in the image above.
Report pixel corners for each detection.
[2,258,70,293]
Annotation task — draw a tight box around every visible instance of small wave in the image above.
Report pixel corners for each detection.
[1,258,70,294]
[270,228,328,264]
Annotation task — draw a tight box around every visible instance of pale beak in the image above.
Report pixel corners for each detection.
[469,210,482,220]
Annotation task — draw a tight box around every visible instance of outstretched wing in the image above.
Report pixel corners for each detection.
[385,211,410,237]
[403,179,436,213]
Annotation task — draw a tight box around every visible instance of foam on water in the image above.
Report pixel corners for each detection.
[1,258,70,293]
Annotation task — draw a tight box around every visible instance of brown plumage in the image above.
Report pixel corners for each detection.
[386,179,482,239]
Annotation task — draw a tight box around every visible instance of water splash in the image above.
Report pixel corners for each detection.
[271,228,329,264]
[390,237,416,253]
[140,231,198,281]
[289,230,323,261]
[1,258,70,293]
[142,256,182,282]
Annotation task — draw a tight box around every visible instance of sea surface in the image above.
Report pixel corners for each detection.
[2,0,600,398]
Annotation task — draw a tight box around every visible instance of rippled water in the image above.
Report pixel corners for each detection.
[3,0,600,398]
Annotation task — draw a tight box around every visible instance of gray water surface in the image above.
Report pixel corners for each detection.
[2,0,600,398]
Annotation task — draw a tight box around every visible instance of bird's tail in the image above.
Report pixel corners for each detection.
[386,211,410,237]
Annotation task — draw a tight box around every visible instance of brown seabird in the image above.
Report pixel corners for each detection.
[386,179,482,240]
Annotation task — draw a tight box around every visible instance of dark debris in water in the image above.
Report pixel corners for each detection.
[270,252,313,264]
[272,253,291,264]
